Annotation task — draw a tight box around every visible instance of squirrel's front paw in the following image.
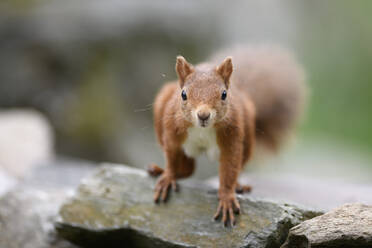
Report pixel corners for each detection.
[153,173,178,203]
[213,193,241,227]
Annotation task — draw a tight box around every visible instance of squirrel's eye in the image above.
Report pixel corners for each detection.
[181,90,187,101]
[221,90,227,100]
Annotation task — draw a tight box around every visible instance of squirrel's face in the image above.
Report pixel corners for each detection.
[176,56,233,128]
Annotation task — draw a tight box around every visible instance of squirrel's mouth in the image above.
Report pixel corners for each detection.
[199,120,209,128]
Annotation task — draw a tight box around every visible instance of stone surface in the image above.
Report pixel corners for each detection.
[0,187,77,248]
[207,173,372,211]
[281,203,372,248]
[56,164,322,248]
[0,159,95,248]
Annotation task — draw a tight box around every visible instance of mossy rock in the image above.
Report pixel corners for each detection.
[56,164,322,248]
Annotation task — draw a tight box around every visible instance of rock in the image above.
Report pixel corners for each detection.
[0,159,95,248]
[281,203,372,248]
[0,187,77,248]
[56,164,322,248]
[0,109,54,178]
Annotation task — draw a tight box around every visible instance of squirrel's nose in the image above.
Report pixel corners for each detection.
[197,112,210,121]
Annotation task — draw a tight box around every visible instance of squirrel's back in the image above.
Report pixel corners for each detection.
[212,45,307,150]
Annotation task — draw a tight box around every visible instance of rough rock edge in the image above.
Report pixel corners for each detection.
[281,203,372,248]
[244,203,321,248]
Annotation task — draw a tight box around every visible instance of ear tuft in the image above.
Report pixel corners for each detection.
[176,56,194,87]
[217,56,233,88]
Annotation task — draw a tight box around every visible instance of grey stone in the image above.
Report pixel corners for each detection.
[0,159,95,248]
[56,164,322,248]
[0,187,77,248]
[281,203,372,248]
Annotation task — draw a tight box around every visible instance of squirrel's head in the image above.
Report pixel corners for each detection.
[176,55,233,128]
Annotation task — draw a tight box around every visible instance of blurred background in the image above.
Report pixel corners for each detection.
[1,0,372,182]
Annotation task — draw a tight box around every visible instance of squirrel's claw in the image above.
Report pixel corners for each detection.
[214,194,240,227]
[153,174,177,203]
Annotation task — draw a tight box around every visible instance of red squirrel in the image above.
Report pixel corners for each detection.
[148,45,306,226]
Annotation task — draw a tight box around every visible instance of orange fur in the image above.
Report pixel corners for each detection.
[151,45,306,226]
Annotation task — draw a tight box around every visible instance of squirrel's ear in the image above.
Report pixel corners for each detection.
[176,56,194,88]
[217,57,233,88]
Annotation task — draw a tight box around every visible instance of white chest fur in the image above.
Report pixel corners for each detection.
[182,126,220,161]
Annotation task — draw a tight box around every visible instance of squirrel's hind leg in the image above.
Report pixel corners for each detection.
[149,163,251,193]
[147,163,164,177]
[235,183,252,194]
[152,151,195,203]
[148,152,195,179]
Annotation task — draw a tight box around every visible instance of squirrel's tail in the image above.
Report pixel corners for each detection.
[212,45,307,152]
